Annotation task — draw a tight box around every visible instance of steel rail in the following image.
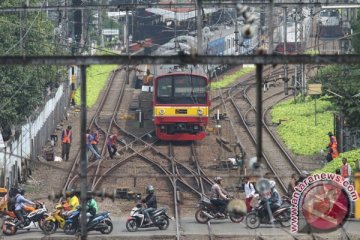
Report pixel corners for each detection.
[62,68,119,192]
[168,143,181,240]
[91,69,127,189]
[243,84,301,176]
[228,95,288,192]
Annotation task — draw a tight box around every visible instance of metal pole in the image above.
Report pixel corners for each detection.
[126,9,130,84]
[284,7,288,87]
[256,64,263,167]
[235,8,239,53]
[315,96,317,126]
[126,10,129,55]
[80,65,88,240]
[283,7,287,55]
[268,0,274,54]
[196,0,203,54]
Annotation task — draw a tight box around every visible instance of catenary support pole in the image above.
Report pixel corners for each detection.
[256,64,263,168]
[80,65,88,240]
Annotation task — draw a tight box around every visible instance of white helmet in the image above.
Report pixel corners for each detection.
[269,180,276,189]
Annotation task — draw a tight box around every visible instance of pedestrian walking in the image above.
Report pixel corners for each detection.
[61,126,72,161]
[86,129,101,161]
[91,129,101,155]
[340,157,352,182]
[326,132,339,162]
[287,173,297,197]
[243,177,255,213]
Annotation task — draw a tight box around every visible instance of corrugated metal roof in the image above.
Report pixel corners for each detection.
[145,8,217,22]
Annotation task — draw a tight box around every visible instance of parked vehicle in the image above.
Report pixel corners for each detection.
[126,203,172,232]
[195,197,245,224]
[245,198,291,229]
[63,208,113,235]
[2,202,48,235]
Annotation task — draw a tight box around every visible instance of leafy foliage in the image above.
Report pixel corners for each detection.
[74,65,118,108]
[351,10,360,54]
[271,97,334,155]
[0,0,65,133]
[315,65,360,128]
[211,67,254,89]
[313,149,360,174]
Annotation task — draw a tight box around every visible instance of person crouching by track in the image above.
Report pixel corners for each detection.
[142,185,157,226]
[210,177,230,218]
[86,129,101,161]
[106,131,126,159]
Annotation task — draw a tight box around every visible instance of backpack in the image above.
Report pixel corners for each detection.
[7,188,19,211]
[7,195,17,211]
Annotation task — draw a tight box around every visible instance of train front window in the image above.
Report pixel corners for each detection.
[156,75,207,104]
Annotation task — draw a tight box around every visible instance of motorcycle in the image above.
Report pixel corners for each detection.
[195,197,245,224]
[63,208,113,235]
[245,198,291,229]
[126,203,172,232]
[42,203,74,235]
[2,202,48,235]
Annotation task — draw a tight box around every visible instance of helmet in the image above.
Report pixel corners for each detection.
[146,185,155,194]
[86,191,92,200]
[17,188,25,195]
[214,176,223,184]
[269,180,276,189]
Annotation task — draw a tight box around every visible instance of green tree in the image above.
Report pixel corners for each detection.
[317,65,360,128]
[351,10,360,53]
[0,0,65,138]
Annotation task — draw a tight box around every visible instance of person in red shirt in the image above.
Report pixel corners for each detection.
[107,132,121,159]
[61,126,72,161]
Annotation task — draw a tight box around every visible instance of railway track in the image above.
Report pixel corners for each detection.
[208,64,301,194]
[62,68,124,192]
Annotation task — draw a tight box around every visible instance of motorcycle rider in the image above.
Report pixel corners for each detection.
[14,188,36,228]
[267,180,282,223]
[210,177,229,218]
[86,191,98,221]
[68,189,80,210]
[142,185,157,226]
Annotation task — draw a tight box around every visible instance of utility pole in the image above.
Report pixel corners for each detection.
[295,7,305,96]
[196,0,203,55]
[73,0,82,55]
[283,7,288,94]
[267,0,274,54]
[235,8,239,53]
[125,9,130,84]
[98,2,104,48]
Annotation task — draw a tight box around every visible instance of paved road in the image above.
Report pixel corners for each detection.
[1,217,359,239]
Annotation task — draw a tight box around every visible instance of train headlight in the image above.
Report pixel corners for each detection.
[159,109,165,115]
[197,109,203,116]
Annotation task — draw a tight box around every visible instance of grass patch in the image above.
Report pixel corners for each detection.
[313,149,360,174]
[75,65,118,108]
[210,67,254,90]
[271,96,334,155]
